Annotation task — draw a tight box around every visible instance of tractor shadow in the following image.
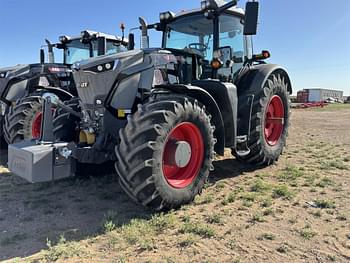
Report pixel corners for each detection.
[0,153,259,261]
[0,148,8,167]
[0,166,153,261]
[210,157,261,184]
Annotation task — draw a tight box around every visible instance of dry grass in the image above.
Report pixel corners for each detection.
[1,106,350,262]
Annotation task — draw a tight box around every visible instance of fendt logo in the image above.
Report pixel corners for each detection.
[10,155,27,174]
[80,82,89,88]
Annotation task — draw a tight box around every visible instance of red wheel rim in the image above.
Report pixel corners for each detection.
[162,122,204,189]
[31,109,55,139]
[32,112,43,139]
[264,95,285,146]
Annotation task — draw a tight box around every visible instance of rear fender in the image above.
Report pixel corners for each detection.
[236,64,292,95]
[155,84,225,155]
[235,64,292,137]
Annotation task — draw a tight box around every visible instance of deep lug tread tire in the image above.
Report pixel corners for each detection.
[115,95,216,211]
[52,97,115,176]
[0,115,7,149]
[235,73,290,166]
[52,97,81,142]
[4,96,43,144]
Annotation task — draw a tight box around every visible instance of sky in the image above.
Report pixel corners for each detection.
[0,0,349,95]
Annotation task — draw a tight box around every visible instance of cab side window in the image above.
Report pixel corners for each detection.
[106,41,127,55]
[219,14,244,75]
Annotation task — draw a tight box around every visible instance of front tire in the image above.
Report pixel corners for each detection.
[115,95,215,211]
[53,97,81,142]
[0,115,7,149]
[52,97,115,176]
[4,96,43,144]
[235,73,290,165]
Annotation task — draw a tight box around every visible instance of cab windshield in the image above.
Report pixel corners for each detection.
[164,14,214,61]
[63,39,127,65]
[164,12,245,68]
[64,39,94,65]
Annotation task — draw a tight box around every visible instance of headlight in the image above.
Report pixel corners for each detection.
[84,60,119,73]
[0,71,8,78]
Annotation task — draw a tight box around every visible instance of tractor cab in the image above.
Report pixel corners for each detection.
[46,30,128,65]
[160,4,248,83]
[129,0,260,84]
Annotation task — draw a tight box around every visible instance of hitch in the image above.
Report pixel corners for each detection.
[7,97,75,183]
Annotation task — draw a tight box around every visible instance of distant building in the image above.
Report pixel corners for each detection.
[296,88,344,103]
[296,90,309,103]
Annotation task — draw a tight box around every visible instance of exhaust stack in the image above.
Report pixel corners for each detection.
[139,17,149,49]
[45,39,55,63]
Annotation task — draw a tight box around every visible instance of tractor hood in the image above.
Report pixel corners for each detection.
[72,49,146,72]
[0,64,30,77]
[72,49,176,106]
[0,63,69,103]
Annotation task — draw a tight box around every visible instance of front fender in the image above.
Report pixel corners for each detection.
[32,86,75,101]
[155,84,226,156]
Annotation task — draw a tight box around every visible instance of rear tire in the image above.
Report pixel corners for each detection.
[4,96,43,144]
[234,73,290,165]
[115,95,215,211]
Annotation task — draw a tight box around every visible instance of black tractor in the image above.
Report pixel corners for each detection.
[0,30,128,147]
[8,0,292,211]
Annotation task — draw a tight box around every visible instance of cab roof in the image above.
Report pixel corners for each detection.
[173,0,245,19]
[60,30,128,43]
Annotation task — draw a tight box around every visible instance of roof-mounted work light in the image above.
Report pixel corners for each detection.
[159,11,175,22]
[59,35,70,43]
[81,30,91,39]
[201,0,219,11]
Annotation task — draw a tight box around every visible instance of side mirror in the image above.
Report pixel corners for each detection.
[128,33,135,50]
[212,46,233,69]
[97,37,106,56]
[253,50,271,61]
[244,1,259,35]
[40,49,45,64]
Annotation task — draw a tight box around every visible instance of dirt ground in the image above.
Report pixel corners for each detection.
[0,105,350,263]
